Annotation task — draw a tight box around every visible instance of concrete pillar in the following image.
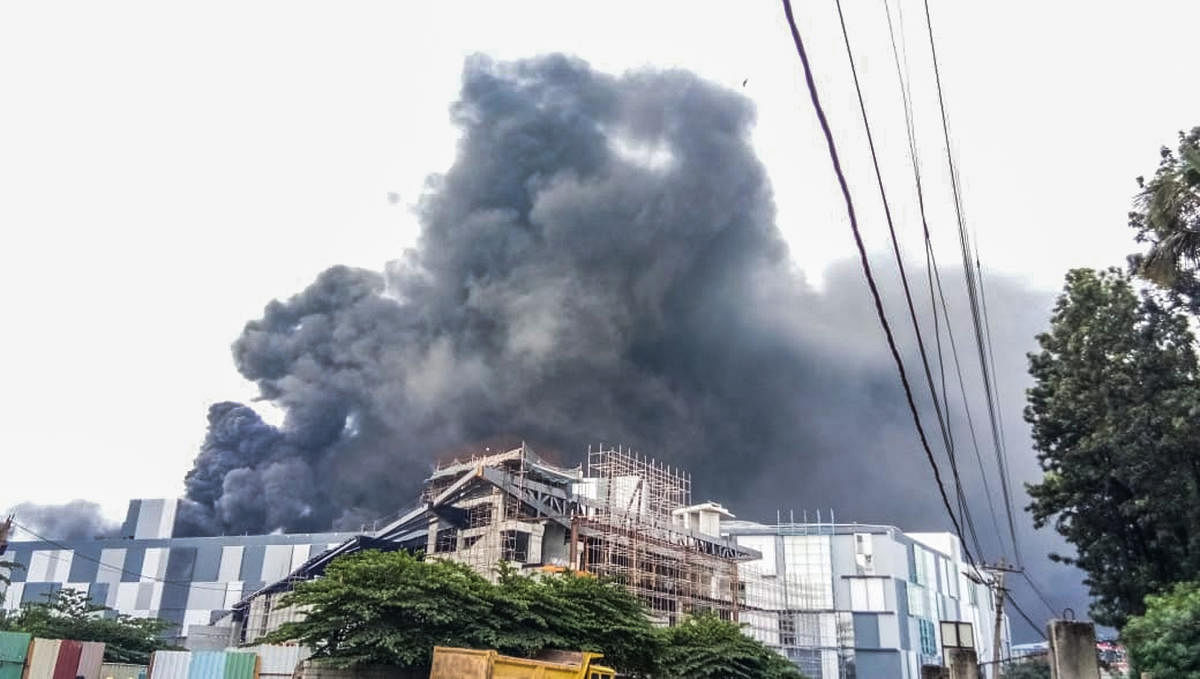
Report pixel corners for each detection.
[1048,620,1100,679]
[946,648,979,679]
[921,665,950,679]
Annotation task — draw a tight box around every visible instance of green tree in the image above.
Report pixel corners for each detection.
[1129,127,1200,308]
[263,550,797,678]
[261,550,502,668]
[0,588,174,664]
[656,613,804,679]
[1025,268,1200,627]
[0,559,23,604]
[1122,581,1200,678]
[493,564,662,675]
[1001,659,1051,679]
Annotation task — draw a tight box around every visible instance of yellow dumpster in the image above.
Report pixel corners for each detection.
[429,646,616,679]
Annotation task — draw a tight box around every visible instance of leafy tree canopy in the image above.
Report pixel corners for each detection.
[0,588,175,664]
[1025,268,1200,627]
[261,550,798,678]
[1129,127,1200,308]
[1122,581,1200,679]
[1001,658,1051,679]
[657,613,804,679]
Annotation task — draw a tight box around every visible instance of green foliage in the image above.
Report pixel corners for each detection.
[0,588,175,664]
[493,563,663,675]
[0,559,24,595]
[1122,581,1200,678]
[1025,268,1200,627]
[1129,127,1200,308]
[1001,659,1051,679]
[261,550,501,668]
[262,550,795,678]
[656,613,804,679]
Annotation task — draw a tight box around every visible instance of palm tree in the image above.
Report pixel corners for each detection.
[1130,128,1200,301]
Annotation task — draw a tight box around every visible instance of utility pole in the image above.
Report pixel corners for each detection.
[981,559,1021,677]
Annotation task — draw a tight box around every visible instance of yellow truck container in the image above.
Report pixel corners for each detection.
[428,647,615,679]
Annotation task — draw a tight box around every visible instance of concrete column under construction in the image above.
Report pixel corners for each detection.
[1047,620,1101,679]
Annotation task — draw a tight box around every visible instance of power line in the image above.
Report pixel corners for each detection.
[1006,589,1050,641]
[1020,569,1059,618]
[779,0,975,568]
[832,0,982,561]
[921,0,1022,566]
[974,245,1023,566]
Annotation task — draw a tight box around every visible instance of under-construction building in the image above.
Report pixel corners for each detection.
[230,444,759,641]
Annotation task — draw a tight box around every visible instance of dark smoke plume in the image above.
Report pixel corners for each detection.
[175,54,1085,635]
[7,501,119,540]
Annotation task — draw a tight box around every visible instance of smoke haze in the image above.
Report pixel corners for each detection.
[7,500,119,540]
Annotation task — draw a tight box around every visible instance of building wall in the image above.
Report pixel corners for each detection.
[3,499,353,641]
[724,522,1009,679]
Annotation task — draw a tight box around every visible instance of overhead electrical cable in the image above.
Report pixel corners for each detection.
[779,0,975,568]
[831,0,982,560]
[1020,569,1059,618]
[882,0,1011,562]
[922,0,1022,566]
[974,244,1023,566]
[1006,590,1050,641]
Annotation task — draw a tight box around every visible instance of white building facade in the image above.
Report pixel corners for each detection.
[723,520,1010,679]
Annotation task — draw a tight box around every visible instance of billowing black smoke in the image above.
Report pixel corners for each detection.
[178,53,1044,535]
[172,54,1084,636]
[7,501,119,540]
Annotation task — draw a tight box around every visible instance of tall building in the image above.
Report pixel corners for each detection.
[724,519,1010,679]
[0,498,356,643]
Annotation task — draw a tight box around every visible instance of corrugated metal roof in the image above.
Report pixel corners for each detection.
[25,639,61,679]
[235,646,307,677]
[149,651,191,679]
[77,642,106,679]
[0,632,31,679]
[222,652,257,679]
[54,640,83,679]
[0,632,31,664]
[100,664,146,679]
[186,652,226,679]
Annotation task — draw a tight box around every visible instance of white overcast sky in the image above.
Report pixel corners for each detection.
[2,1,1198,522]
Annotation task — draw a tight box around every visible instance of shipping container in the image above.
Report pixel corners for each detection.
[221,653,256,679]
[24,639,62,679]
[99,664,146,679]
[148,651,191,679]
[186,653,225,679]
[0,632,32,679]
[76,643,106,679]
[233,646,307,678]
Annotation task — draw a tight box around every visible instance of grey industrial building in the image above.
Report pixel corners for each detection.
[0,446,1008,678]
[0,498,355,640]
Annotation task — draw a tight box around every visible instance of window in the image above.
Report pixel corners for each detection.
[466,503,493,528]
[779,613,796,647]
[461,535,481,550]
[434,528,457,553]
[854,533,874,575]
[918,619,937,656]
[782,535,833,608]
[940,621,974,649]
[501,530,530,562]
[849,577,887,612]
